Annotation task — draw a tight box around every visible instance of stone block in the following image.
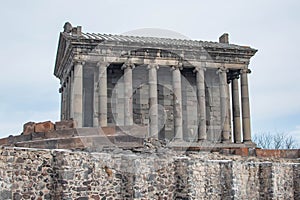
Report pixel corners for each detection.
[31,132,46,140]
[114,134,144,144]
[220,148,231,155]
[57,138,85,149]
[0,190,12,199]
[55,120,74,130]
[255,149,300,158]
[45,131,60,138]
[50,129,77,138]
[0,137,8,145]
[91,136,115,147]
[284,149,300,158]
[234,148,249,157]
[34,121,55,133]
[8,135,15,144]
[101,126,116,135]
[14,134,32,143]
[255,149,281,158]
[43,140,58,149]
[23,122,36,135]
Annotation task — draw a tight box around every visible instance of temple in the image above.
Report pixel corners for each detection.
[54,22,257,147]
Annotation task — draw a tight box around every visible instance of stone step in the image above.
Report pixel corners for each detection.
[0,126,148,147]
[14,135,144,150]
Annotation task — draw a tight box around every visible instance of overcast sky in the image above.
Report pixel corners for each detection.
[0,0,299,145]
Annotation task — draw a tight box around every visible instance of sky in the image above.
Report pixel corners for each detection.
[0,0,299,146]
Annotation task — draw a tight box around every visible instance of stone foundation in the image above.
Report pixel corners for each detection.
[0,146,299,200]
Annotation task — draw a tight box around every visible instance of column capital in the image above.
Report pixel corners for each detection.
[96,62,110,68]
[216,66,229,74]
[193,66,206,73]
[121,62,135,70]
[227,69,240,83]
[73,59,85,66]
[147,64,159,70]
[170,63,183,71]
[240,68,251,74]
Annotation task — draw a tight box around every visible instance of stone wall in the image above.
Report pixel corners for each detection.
[107,64,124,126]
[0,147,299,200]
[106,64,222,141]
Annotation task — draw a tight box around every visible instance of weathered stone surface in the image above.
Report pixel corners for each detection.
[0,190,12,200]
[0,147,53,200]
[101,126,116,135]
[34,121,54,133]
[235,147,249,157]
[0,137,8,146]
[256,149,300,158]
[22,122,35,135]
[55,120,74,130]
[0,146,299,199]
[31,132,45,140]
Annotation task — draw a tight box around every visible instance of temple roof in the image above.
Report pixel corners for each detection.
[54,23,257,78]
[65,31,256,51]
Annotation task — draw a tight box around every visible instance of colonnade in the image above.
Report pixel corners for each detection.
[60,60,252,143]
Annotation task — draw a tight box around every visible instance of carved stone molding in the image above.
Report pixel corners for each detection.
[227,70,241,83]
[240,68,251,74]
[73,59,85,66]
[121,63,135,70]
[170,62,183,71]
[147,64,159,70]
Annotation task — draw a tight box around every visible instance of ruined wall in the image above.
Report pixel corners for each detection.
[1,147,298,200]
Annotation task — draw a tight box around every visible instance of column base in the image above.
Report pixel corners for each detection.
[197,139,207,143]
[221,139,232,144]
[196,140,213,147]
[172,138,185,143]
[146,135,159,140]
[243,140,257,148]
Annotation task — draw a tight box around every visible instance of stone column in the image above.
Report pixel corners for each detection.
[171,65,183,141]
[66,77,71,119]
[72,60,84,127]
[70,70,74,119]
[62,82,67,120]
[218,67,230,142]
[231,78,242,143]
[148,64,159,138]
[122,63,134,126]
[93,70,99,127]
[98,62,109,127]
[194,65,207,141]
[59,86,64,120]
[226,83,232,141]
[241,69,252,142]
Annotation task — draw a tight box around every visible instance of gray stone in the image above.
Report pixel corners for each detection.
[0,190,12,200]
[2,147,299,199]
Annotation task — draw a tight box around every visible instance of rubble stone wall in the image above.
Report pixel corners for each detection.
[0,147,299,200]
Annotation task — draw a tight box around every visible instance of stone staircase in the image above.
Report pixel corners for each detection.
[0,120,146,150]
